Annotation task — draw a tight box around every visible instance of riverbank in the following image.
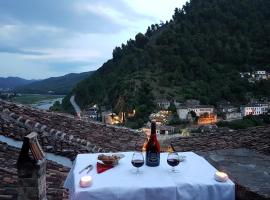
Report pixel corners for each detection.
[11,94,64,111]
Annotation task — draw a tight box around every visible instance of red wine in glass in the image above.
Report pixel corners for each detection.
[167,158,180,167]
[132,159,144,168]
[167,152,180,172]
[131,152,144,173]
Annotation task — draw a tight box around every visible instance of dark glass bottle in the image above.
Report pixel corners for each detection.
[145,121,160,167]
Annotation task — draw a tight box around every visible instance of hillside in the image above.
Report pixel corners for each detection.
[63,0,270,124]
[15,71,93,95]
[0,77,37,90]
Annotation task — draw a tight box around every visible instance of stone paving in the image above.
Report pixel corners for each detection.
[199,149,270,200]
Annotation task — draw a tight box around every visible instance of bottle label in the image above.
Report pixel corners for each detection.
[146,152,160,166]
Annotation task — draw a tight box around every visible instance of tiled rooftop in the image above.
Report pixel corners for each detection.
[0,100,146,158]
[171,126,270,155]
[1,100,270,200]
[0,141,69,200]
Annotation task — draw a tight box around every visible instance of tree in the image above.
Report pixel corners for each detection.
[135,33,149,48]
[112,47,122,59]
[133,82,156,126]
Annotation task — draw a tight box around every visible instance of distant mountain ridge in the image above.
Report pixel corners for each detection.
[15,71,94,95]
[0,77,37,90]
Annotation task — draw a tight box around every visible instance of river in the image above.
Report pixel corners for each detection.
[0,135,72,168]
[31,97,63,110]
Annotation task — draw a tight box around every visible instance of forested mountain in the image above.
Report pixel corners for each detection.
[15,72,93,95]
[0,77,37,90]
[62,0,270,126]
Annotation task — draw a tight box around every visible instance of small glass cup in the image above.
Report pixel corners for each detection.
[131,152,144,173]
[167,152,180,172]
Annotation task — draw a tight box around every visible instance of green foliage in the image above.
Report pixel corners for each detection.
[168,115,181,125]
[63,0,270,127]
[50,101,62,112]
[217,115,270,130]
[168,103,177,113]
[133,82,156,127]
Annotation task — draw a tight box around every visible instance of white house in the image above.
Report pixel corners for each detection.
[220,106,238,113]
[254,71,268,80]
[255,71,266,75]
[177,105,214,120]
[225,112,242,121]
[156,99,170,109]
[240,104,269,116]
[177,107,189,120]
[240,72,251,78]
[259,103,269,113]
[142,124,175,136]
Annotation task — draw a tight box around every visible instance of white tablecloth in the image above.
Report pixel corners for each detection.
[64,152,235,200]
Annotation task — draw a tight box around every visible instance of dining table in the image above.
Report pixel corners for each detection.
[64,152,235,200]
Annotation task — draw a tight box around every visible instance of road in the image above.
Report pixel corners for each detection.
[70,95,81,117]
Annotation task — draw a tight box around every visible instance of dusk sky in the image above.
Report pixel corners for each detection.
[0,0,187,79]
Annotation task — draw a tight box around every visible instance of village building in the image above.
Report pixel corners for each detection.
[101,111,123,125]
[224,112,242,121]
[217,105,242,121]
[149,110,170,125]
[240,72,251,78]
[142,123,175,136]
[184,99,200,107]
[177,105,214,120]
[82,105,98,119]
[197,113,217,125]
[156,99,170,109]
[254,70,268,80]
[240,70,269,82]
[240,103,269,116]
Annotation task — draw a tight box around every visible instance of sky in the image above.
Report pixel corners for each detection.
[0,0,187,79]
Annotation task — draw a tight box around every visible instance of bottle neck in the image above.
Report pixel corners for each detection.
[150,121,156,136]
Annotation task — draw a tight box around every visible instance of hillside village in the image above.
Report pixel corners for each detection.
[81,96,270,138]
[240,70,270,83]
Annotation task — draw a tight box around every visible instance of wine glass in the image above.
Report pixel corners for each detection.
[131,152,144,173]
[167,152,180,172]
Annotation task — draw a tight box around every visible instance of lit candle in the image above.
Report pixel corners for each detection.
[80,176,92,188]
[215,171,229,182]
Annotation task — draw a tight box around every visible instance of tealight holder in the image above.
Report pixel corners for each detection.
[80,175,93,188]
[214,171,229,182]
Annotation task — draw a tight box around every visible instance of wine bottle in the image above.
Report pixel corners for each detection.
[146,121,160,167]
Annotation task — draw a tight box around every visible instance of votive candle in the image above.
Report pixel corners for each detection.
[80,176,92,188]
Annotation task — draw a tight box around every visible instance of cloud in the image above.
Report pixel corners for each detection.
[0,0,128,33]
[21,48,101,62]
[123,0,187,22]
[0,46,45,56]
[0,0,187,79]
[0,53,58,79]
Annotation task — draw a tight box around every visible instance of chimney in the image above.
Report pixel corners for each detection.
[17,132,47,200]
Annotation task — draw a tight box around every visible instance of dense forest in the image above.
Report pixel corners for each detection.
[62,0,270,127]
